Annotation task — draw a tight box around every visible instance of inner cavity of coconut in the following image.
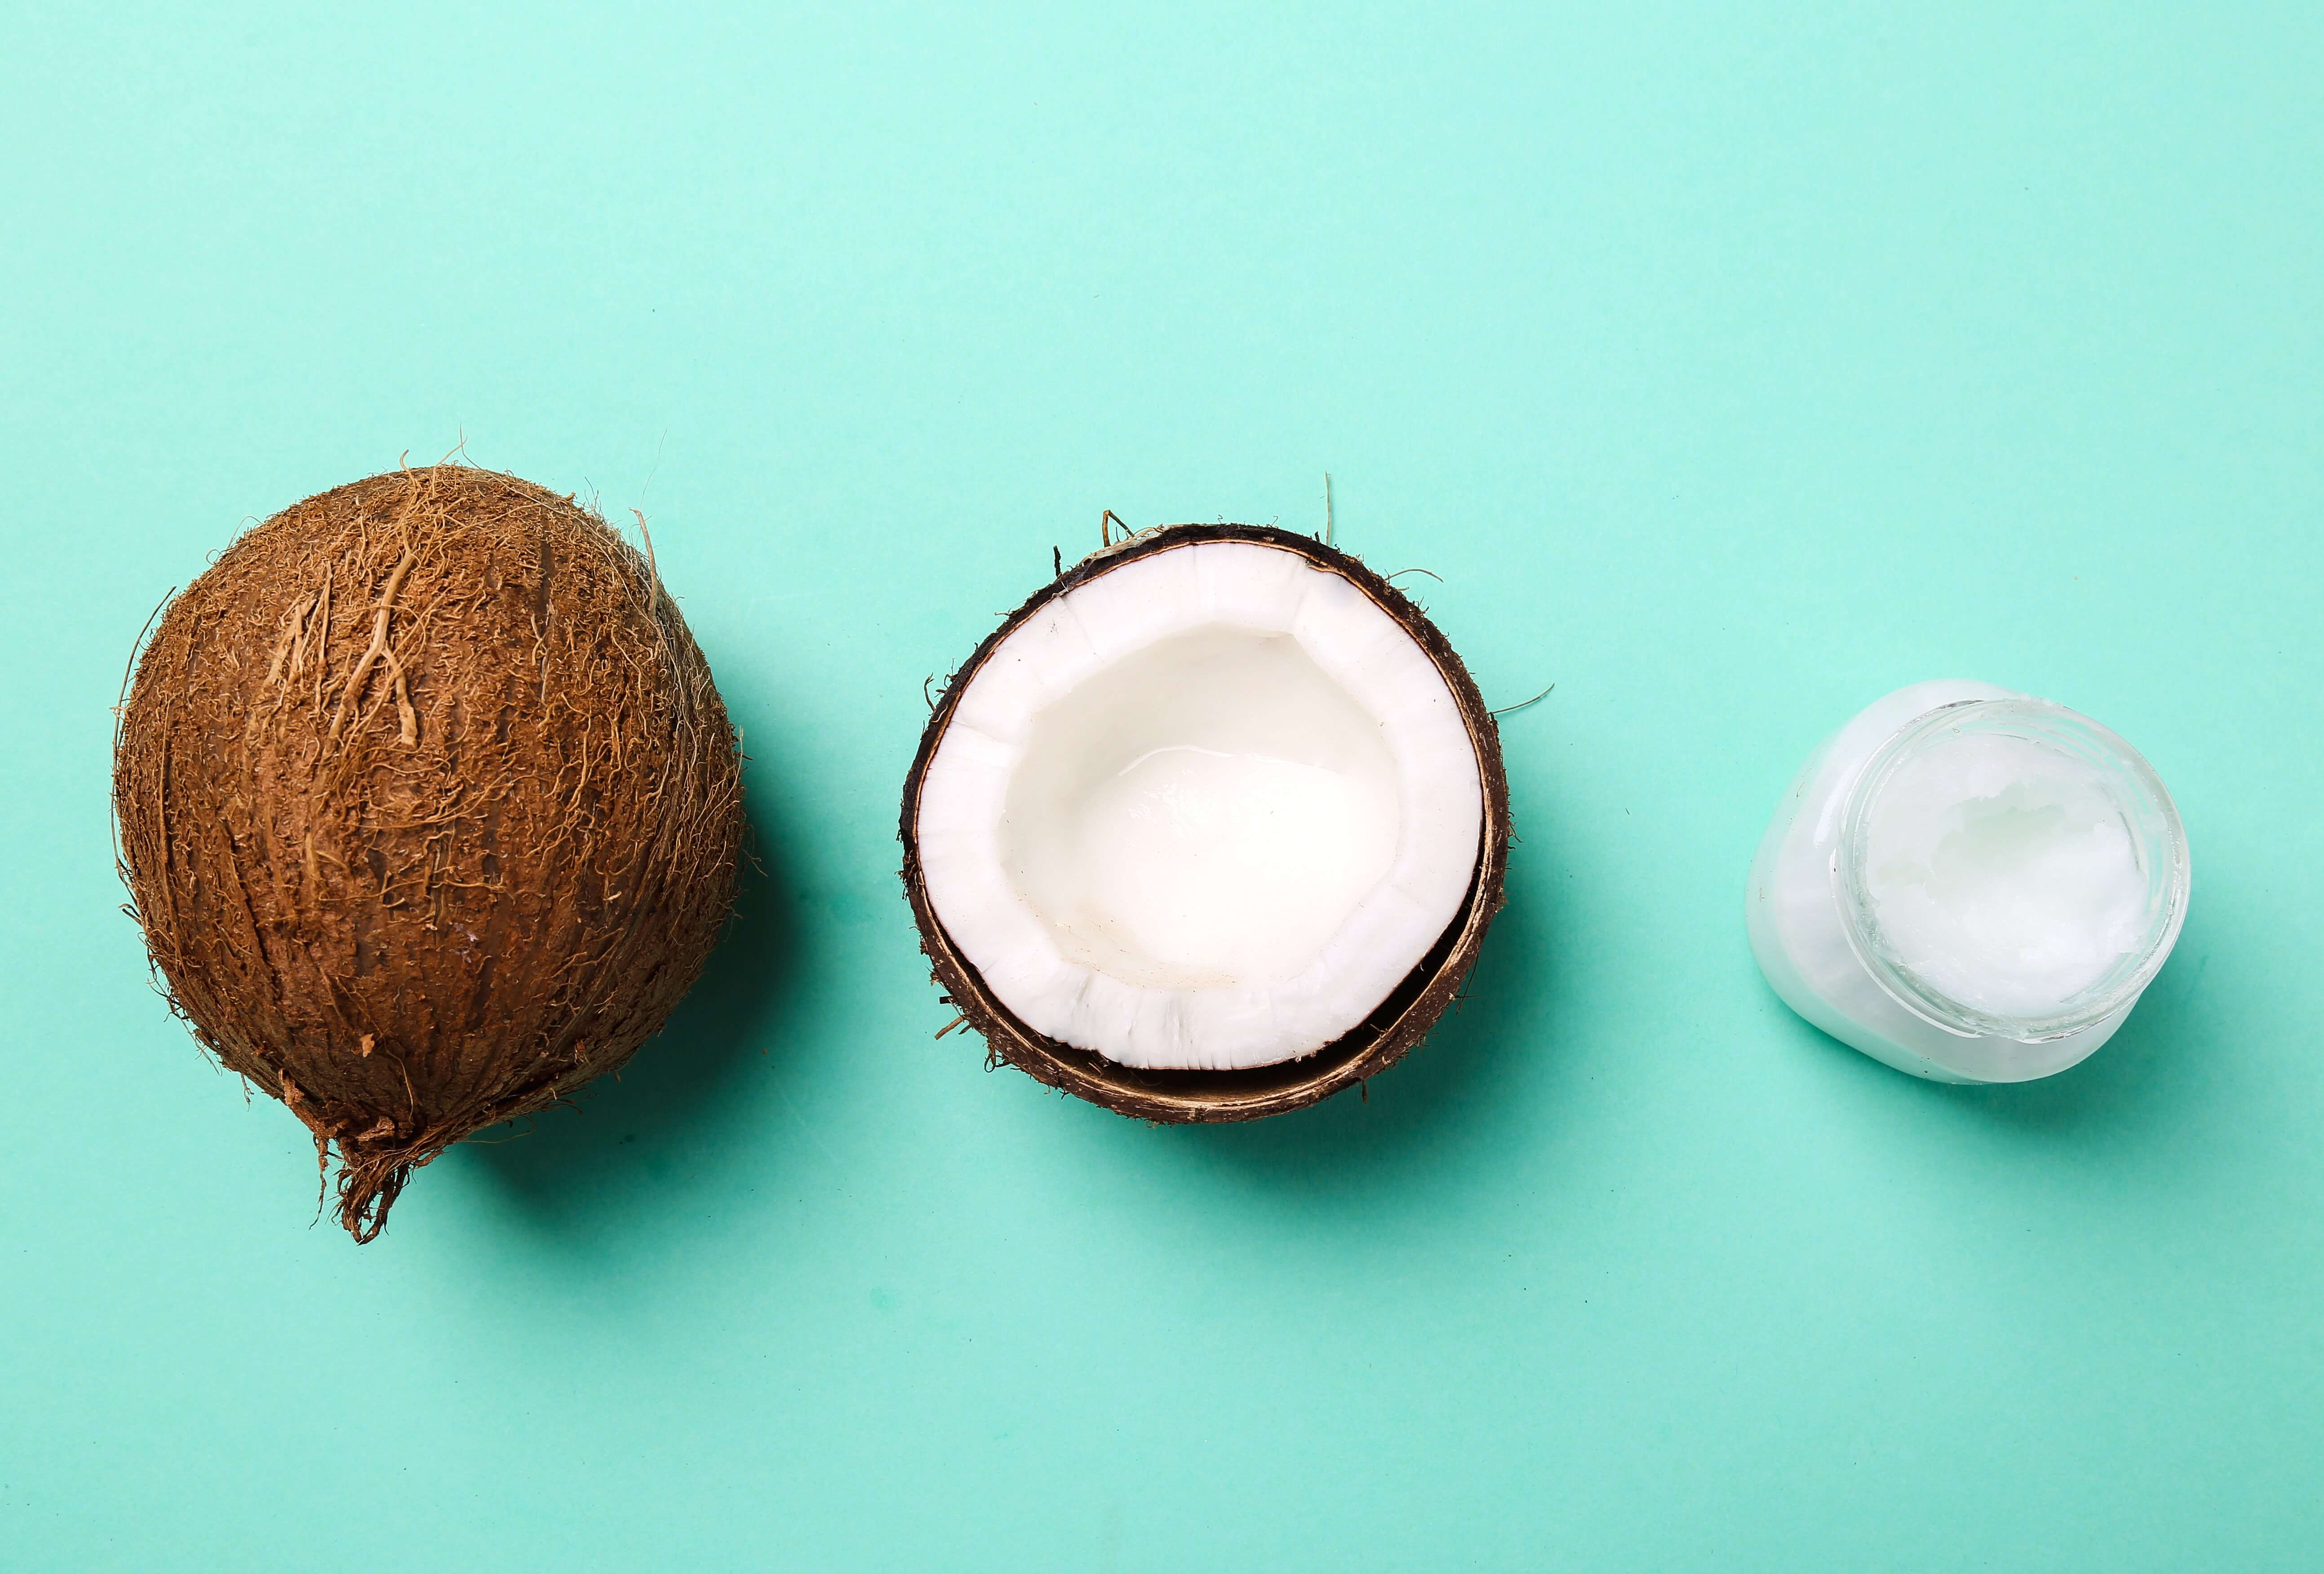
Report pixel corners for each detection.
[914,539,1482,1072]
[1003,626,1401,991]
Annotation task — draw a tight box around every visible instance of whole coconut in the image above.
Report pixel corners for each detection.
[113,464,745,1240]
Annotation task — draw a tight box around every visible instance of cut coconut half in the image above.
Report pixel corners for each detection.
[903,523,1510,1120]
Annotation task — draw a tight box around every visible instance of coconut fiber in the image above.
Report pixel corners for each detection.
[114,465,745,1239]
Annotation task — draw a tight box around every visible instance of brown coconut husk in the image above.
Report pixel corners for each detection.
[113,464,745,1239]
[899,522,1511,1122]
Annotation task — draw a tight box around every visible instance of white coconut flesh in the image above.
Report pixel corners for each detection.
[915,539,1485,1071]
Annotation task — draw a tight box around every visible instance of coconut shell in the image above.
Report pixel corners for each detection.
[899,523,1511,1122]
[113,465,745,1239]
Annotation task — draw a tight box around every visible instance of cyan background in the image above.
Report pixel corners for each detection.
[4,4,2320,1569]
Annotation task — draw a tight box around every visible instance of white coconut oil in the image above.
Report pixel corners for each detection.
[1747,682,2189,1083]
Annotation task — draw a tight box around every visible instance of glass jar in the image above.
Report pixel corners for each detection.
[1746,681,2191,1083]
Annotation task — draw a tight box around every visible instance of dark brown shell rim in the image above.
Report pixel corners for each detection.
[898,522,1512,1123]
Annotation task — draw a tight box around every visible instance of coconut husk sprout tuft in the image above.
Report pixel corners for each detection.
[114,464,745,1239]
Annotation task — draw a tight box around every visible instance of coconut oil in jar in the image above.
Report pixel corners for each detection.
[1747,682,2190,1083]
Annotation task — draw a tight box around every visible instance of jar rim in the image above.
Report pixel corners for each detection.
[1832,697,2191,1043]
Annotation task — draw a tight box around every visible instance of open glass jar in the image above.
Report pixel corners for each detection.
[1746,681,2191,1083]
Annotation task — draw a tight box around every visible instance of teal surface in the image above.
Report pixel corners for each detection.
[4,4,2320,1569]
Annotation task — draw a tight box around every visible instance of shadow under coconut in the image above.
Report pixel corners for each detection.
[1161,859,1572,1189]
[454,792,803,1232]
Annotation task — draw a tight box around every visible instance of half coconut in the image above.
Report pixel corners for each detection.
[900,522,1510,1120]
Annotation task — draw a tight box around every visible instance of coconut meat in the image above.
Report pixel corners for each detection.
[915,539,1483,1071]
